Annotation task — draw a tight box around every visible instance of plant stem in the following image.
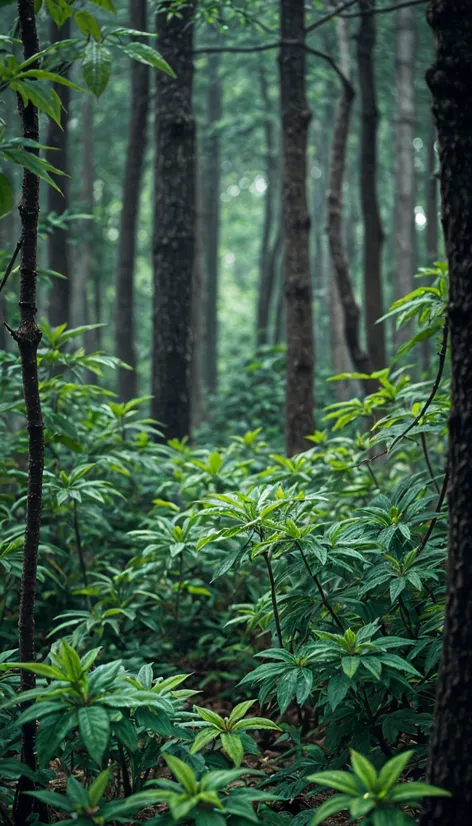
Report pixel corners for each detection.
[118,742,132,797]
[263,551,283,648]
[420,431,440,493]
[297,542,344,630]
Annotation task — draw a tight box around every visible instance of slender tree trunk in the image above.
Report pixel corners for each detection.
[279,0,314,456]
[426,117,438,265]
[13,3,44,822]
[72,97,93,335]
[116,0,149,401]
[202,50,221,395]
[393,5,416,340]
[191,153,203,432]
[420,5,472,825]
[357,0,386,370]
[256,61,278,347]
[274,237,285,345]
[46,17,70,328]
[327,11,373,393]
[152,1,196,440]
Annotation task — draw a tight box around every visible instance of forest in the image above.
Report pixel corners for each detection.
[0,0,470,825]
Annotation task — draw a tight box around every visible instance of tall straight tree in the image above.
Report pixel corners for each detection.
[152,0,196,440]
[116,0,149,401]
[46,17,70,328]
[426,117,438,264]
[279,0,314,456]
[357,0,386,370]
[393,4,416,337]
[202,50,222,395]
[419,4,472,825]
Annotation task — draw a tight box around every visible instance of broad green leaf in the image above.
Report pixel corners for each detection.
[308,770,360,795]
[221,732,244,767]
[296,668,313,705]
[342,656,360,679]
[190,728,220,754]
[88,0,116,12]
[327,673,350,711]
[75,10,101,41]
[82,42,112,98]
[60,640,83,680]
[388,782,451,802]
[118,42,175,76]
[228,699,256,725]
[195,811,226,826]
[46,0,72,26]
[390,577,406,604]
[78,706,110,765]
[0,173,13,218]
[88,768,111,806]
[194,705,225,729]
[310,794,352,826]
[350,750,377,791]
[165,755,197,795]
[37,710,77,766]
[276,668,299,713]
[377,751,414,793]
[25,790,73,812]
[0,661,65,680]
[233,716,281,732]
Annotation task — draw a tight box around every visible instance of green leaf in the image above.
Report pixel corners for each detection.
[113,716,138,753]
[379,654,421,677]
[350,750,377,791]
[342,656,360,679]
[82,42,112,98]
[233,717,281,732]
[0,173,13,218]
[25,790,73,812]
[78,706,110,765]
[0,661,65,680]
[137,663,153,689]
[165,754,197,795]
[390,578,406,604]
[377,751,414,793]
[75,10,101,41]
[195,811,226,826]
[309,794,352,826]
[296,668,313,705]
[228,699,256,725]
[88,0,117,12]
[118,42,175,76]
[46,0,73,26]
[36,711,77,766]
[190,728,220,754]
[349,797,375,818]
[276,668,299,713]
[308,770,360,795]
[221,732,244,767]
[88,768,111,806]
[194,705,226,730]
[60,640,83,680]
[2,148,65,191]
[327,673,350,711]
[388,782,451,802]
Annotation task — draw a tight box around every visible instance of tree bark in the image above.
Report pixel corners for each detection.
[256,61,278,348]
[13,2,44,822]
[116,0,149,401]
[426,116,438,264]
[357,0,386,370]
[202,50,221,395]
[46,16,70,328]
[326,11,373,393]
[279,0,314,456]
[393,4,416,340]
[420,4,472,825]
[152,1,196,441]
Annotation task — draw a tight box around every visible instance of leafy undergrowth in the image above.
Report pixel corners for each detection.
[0,269,451,824]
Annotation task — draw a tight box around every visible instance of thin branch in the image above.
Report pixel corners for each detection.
[297,541,344,630]
[340,0,428,17]
[305,0,359,34]
[421,432,440,494]
[0,239,22,295]
[417,469,449,559]
[263,551,284,648]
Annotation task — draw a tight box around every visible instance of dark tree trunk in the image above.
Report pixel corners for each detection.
[46,17,70,328]
[13,3,44,823]
[152,1,196,440]
[357,0,386,370]
[279,0,314,456]
[326,13,373,393]
[116,0,149,401]
[256,61,278,347]
[420,4,472,825]
[202,50,221,395]
[426,117,438,264]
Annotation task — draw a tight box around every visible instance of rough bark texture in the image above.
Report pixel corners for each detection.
[357,0,386,370]
[393,5,416,340]
[116,0,149,401]
[279,0,314,456]
[202,50,221,394]
[420,3,472,824]
[256,62,278,347]
[327,12,373,393]
[46,17,70,328]
[152,1,196,440]
[426,117,438,264]
[14,3,44,823]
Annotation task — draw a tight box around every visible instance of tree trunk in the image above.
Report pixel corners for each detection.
[202,50,221,395]
[426,117,438,265]
[152,1,196,441]
[46,16,70,328]
[393,5,416,340]
[116,0,149,401]
[279,0,314,456]
[326,11,373,393]
[191,153,204,432]
[357,0,386,370]
[256,61,278,348]
[13,3,44,822]
[420,5,472,825]
[72,97,93,335]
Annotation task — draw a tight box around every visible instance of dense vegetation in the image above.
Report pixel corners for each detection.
[0,1,470,826]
